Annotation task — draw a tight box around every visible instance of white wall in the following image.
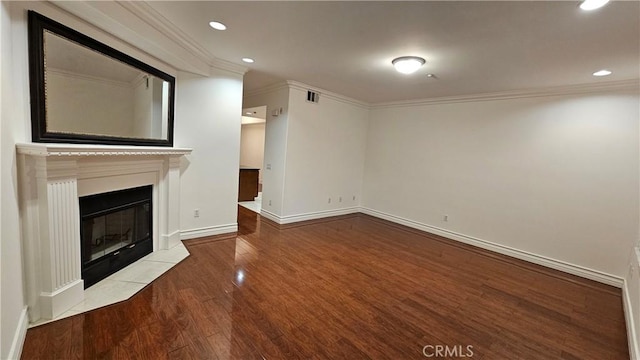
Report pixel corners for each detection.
[363,88,639,280]
[47,71,135,137]
[132,76,152,138]
[243,82,369,223]
[1,2,27,358]
[176,69,243,239]
[282,85,368,219]
[240,123,265,183]
[243,85,290,217]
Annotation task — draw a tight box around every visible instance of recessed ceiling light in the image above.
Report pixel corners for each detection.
[593,69,612,76]
[242,58,255,63]
[245,112,252,115]
[392,56,426,74]
[579,0,610,11]
[209,21,227,31]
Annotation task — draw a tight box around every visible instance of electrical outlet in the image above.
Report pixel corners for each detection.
[443,215,448,222]
[353,195,356,201]
[266,164,272,170]
[194,209,200,218]
[328,198,331,204]
[339,197,342,202]
[268,200,272,206]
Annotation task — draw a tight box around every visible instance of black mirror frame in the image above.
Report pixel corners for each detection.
[28,11,175,147]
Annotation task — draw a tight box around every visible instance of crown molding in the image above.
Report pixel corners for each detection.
[210,59,249,76]
[49,1,203,75]
[285,80,370,109]
[247,79,638,109]
[373,79,640,109]
[243,80,370,109]
[117,1,214,65]
[119,1,247,77]
[243,81,291,99]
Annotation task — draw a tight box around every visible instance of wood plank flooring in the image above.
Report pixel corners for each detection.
[22,206,629,359]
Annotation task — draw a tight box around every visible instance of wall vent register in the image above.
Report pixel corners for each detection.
[306,90,320,103]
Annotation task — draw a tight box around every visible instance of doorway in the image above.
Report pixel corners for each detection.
[238,105,266,213]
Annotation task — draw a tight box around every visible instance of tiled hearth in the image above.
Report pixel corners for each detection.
[30,242,190,327]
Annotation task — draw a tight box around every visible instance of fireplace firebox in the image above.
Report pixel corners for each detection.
[80,185,153,288]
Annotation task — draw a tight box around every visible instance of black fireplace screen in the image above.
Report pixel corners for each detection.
[82,203,150,263]
[80,185,153,288]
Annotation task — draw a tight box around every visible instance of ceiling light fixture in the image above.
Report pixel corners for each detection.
[209,21,227,30]
[579,0,610,11]
[242,58,255,63]
[593,69,612,76]
[392,56,426,74]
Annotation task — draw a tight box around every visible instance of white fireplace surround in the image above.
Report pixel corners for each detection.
[16,143,192,323]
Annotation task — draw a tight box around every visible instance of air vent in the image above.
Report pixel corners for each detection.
[306,90,320,103]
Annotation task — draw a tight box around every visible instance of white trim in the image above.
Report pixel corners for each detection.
[39,279,85,319]
[6,307,29,360]
[260,209,281,224]
[373,79,639,108]
[244,82,290,99]
[16,143,192,157]
[360,207,624,287]
[49,1,201,75]
[286,80,370,109]
[244,80,371,110]
[180,223,238,240]
[162,229,182,249]
[117,1,214,63]
[118,1,247,76]
[624,278,640,360]
[209,59,248,76]
[261,207,360,225]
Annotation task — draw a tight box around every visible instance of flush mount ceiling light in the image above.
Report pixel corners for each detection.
[579,0,610,11]
[593,69,612,76]
[242,57,255,63]
[209,21,227,30]
[392,56,426,74]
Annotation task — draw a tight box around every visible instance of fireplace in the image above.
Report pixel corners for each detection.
[17,143,191,321]
[80,185,153,288]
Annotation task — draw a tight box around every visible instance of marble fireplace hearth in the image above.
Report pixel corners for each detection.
[17,143,192,323]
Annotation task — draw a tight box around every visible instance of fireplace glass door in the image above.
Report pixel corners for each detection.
[83,203,149,262]
[80,185,153,288]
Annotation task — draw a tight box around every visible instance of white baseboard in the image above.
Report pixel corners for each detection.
[624,278,640,360]
[360,207,623,288]
[160,229,182,249]
[261,207,360,225]
[259,209,280,223]
[39,279,85,320]
[180,223,238,240]
[6,306,28,360]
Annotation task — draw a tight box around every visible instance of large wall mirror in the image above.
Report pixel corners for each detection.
[28,11,175,146]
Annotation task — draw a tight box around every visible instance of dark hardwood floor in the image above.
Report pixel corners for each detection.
[22,206,628,359]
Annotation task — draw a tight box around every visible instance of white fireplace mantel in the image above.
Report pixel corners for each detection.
[17,143,192,322]
[17,143,193,157]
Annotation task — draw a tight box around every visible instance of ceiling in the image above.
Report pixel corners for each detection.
[130,2,639,103]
